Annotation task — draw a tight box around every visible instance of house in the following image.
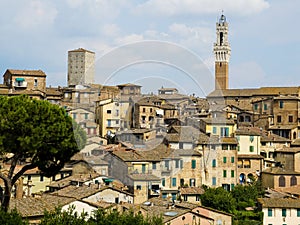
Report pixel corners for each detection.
[235,127,264,183]
[261,167,300,189]
[139,198,232,225]
[274,146,300,172]
[258,198,300,225]
[166,126,209,150]
[202,136,238,190]
[179,186,205,204]
[116,128,156,146]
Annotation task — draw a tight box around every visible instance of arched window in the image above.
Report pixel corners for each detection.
[291,176,297,186]
[279,175,286,187]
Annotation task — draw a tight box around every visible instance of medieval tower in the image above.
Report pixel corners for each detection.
[214,14,231,90]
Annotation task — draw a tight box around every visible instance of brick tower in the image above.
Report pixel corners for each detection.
[214,14,231,90]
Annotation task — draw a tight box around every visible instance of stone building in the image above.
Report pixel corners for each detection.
[67,48,95,86]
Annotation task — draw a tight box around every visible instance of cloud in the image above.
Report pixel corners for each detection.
[230,61,267,88]
[134,0,270,16]
[13,0,57,30]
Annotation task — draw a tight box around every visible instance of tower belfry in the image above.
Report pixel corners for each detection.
[214,14,231,90]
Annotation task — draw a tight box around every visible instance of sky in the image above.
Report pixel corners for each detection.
[0,0,299,97]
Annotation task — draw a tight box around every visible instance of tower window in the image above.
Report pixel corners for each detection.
[220,32,224,45]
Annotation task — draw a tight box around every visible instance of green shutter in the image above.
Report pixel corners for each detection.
[223,157,227,163]
[231,170,234,177]
[212,159,216,167]
[249,146,254,152]
[231,157,234,163]
[223,170,227,178]
[191,160,196,169]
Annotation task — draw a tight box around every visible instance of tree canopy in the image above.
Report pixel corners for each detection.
[0,95,86,211]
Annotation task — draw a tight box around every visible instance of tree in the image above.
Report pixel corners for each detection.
[0,208,28,225]
[0,95,86,211]
[200,187,237,213]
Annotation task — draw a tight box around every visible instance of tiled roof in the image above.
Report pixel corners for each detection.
[208,136,238,144]
[6,69,46,77]
[269,125,297,130]
[258,198,300,208]
[166,126,209,144]
[68,48,95,54]
[261,133,291,143]
[9,194,75,217]
[235,127,262,136]
[111,144,174,162]
[274,185,300,196]
[208,87,299,98]
[262,167,300,175]
[45,87,62,96]
[238,154,264,159]
[117,83,142,87]
[180,187,205,195]
[275,146,300,153]
[200,117,235,125]
[291,138,300,146]
[127,173,160,181]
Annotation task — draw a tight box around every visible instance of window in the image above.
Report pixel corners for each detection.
[196,195,200,201]
[297,209,300,217]
[289,115,293,123]
[212,177,217,185]
[180,160,183,169]
[212,159,216,167]
[150,108,153,113]
[222,144,228,150]
[264,104,268,110]
[179,142,183,149]
[107,119,111,127]
[165,160,169,169]
[73,113,77,119]
[221,127,229,137]
[162,178,165,187]
[40,175,44,182]
[136,185,142,190]
[223,157,227,163]
[277,115,282,123]
[279,175,286,187]
[282,208,286,217]
[268,208,272,217]
[212,127,217,134]
[231,157,235,163]
[152,162,156,170]
[223,170,227,178]
[142,164,146,173]
[191,160,196,169]
[175,160,179,168]
[250,135,254,142]
[249,146,254,152]
[279,101,284,108]
[34,78,38,87]
[143,108,146,113]
[291,176,297,186]
[107,110,112,114]
[231,170,235,178]
[254,104,258,110]
[189,178,196,187]
[172,178,177,187]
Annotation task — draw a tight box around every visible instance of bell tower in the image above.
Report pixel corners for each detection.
[214,14,231,90]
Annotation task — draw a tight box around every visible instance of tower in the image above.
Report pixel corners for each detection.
[214,14,231,90]
[67,48,95,87]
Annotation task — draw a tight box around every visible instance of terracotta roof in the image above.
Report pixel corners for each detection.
[117,83,142,87]
[111,144,174,162]
[258,198,300,208]
[166,126,209,144]
[68,48,95,54]
[269,125,297,130]
[261,133,291,143]
[237,154,264,159]
[235,127,262,136]
[9,194,75,217]
[275,146,300,153]
[6,69,46,77]
[45,87,62,96]
[200,117,235,125]
[180,187,205,195]
[127,173,160,181]
[208,87,300,98]
[262,167,300,175]
[274,185,300,196]
[208,136,238,144]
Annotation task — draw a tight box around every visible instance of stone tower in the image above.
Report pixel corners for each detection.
[214,14,231,90]
[68,48,95,87]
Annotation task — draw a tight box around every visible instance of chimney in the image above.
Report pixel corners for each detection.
[15,177,24,199]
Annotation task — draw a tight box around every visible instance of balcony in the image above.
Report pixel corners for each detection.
[13,81,27,88]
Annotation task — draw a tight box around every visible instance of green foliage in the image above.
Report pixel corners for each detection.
[40,206,88,225]
[0,95,86,176]
[201,183,264,224]
[0,209,28,225]
[200,187,236,213]
[40,207,163,225]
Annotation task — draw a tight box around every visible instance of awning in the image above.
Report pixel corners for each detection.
[156,109,164,115]
[15,78,25,82]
